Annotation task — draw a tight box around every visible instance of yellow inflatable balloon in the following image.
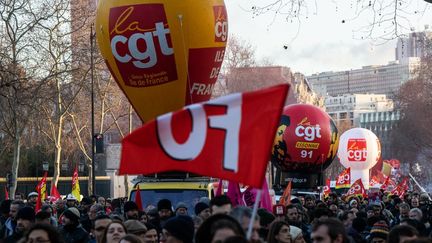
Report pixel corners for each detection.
[96,0,228,122]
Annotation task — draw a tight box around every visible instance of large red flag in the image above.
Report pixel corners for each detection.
[346,178,366,200]
[279,181,292,206]
[336,168,351,189]
[50,183,61,203]
[119,84,289,188]
[391,177,409,198]
[134,185,143,211]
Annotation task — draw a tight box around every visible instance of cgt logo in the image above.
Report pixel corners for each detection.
[214,6,228,42]
[108,4,177,87]
[348,184,361,195]
[347,138,367,162]
[337,173,350,184]
[294,117,322,142]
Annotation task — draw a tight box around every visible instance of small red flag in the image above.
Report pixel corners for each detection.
[336,168,351,189]
[346,178,366,200]
[323,178,331,199]
[50,183,61,203]
[215,180,223,196]
[36,171,48,212]
[118,84,289,188]
[391,177,409,198]
[227,181,244,207]
[279,181,292,206]
[134,185,143,211]
[4,186,9,200]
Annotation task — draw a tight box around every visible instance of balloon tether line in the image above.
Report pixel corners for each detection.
[177,14,194,104]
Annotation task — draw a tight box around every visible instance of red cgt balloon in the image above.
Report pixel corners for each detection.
[271,104,339,173]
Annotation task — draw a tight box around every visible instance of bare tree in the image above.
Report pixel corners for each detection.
[37,3,90,188]
[0,0,74,198]
[249,0,431,43]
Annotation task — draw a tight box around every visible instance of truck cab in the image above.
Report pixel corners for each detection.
[129,173,216,213]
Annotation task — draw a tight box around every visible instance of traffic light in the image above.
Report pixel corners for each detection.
[94,133,104,154]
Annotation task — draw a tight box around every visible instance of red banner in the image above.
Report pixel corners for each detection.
[346,178,366,199]
[336,167,351,189]
[279,181,292,206]
[391,177,409,198]
[119,84,289,188]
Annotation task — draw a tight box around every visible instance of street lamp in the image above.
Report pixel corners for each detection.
[42,161,49,172]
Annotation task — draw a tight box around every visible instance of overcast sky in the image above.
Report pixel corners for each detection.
[224,0,432,75]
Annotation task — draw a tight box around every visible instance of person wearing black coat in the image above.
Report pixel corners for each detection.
[58,207,90,243]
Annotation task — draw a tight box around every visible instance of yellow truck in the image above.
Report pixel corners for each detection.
[129,173,216,212]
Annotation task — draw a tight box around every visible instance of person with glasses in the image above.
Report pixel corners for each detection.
[25,223,64,243]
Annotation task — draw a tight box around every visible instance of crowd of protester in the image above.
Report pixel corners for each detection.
[0,189,432,243]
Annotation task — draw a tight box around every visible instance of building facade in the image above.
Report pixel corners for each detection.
[359,110,400,159]
[325,94,394,127]
[396,29,432,63]
[307,60,419,98]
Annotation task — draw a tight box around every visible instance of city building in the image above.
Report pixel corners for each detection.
[359,110,400,159]
[325,94,394,127]
[222,66,324,107]
[396,28,432,63]
[307,59,419,98]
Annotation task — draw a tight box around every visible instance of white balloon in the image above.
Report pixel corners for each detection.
[337,128,381,189]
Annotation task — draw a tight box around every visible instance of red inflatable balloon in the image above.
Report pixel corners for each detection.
[271,104,339,172]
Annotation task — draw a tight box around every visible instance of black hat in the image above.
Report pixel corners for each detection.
[164,215,194,243]
[194,202,209,215]
[157,199,172,211]
[124,201,139,213]
[63,207,80,222]
[16,207,35,222]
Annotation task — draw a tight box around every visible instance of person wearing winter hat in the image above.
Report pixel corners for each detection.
[160,215,194,243]
[123,201,139,220]
[368,220,389,243]
[59,207,90,243]
[124,219,147,240]
[194,202,210,221]
[157,199,173,225]
[290,225,306,243]
[175,202,188,216]
[4,206,35,243]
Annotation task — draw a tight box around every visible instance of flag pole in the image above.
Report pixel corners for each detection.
[247,189,261,240]
[409,173,432,201]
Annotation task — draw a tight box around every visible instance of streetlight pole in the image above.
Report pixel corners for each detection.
[90,25,96,196]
